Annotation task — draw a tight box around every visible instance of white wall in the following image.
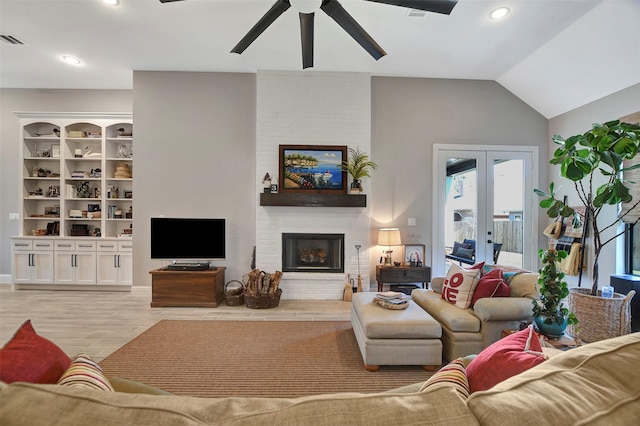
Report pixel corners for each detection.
[255,71,371,299]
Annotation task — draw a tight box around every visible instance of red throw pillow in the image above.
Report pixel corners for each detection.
[466,325,545,393]
[471,268,511,306]
[0,319,71,384]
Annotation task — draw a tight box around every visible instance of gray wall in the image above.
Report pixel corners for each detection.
[132,71,256,286]
[548,83,640,289]
[0,89,133,281]
[370,77,549,266]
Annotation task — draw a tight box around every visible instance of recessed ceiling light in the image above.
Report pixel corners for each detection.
[61,55,82,66]
[490,7,510,20]
[102,0,119,5]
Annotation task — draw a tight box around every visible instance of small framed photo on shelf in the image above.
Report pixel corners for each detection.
[51,144,60,158]
[403,244,425,267]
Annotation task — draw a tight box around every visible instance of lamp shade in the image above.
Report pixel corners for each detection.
[378,228,401,246]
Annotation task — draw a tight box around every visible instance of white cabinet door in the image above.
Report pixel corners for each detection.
[12,239,54,284]
[117,252,133,286]
[75,252,97,285]
[32,251,54,284]
[97,252,118,285]
[54,252,75,284]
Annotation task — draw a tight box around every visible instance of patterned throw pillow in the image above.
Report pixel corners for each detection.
[471,268,511,306]
[0,319,72,384]
[57,352,114,392]
[419,357,470,398]
[441,263,482,309]
[466,325,546,393]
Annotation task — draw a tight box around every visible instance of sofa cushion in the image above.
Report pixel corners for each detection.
[0,320,71,384]
[419,357,470,398]
[441,263,482,309]
[57,353,114,392]
[471,268,510,306]
[0,382,480,426]
[468,333,640,425]
[466,325,545,393]
[412,290,481,333]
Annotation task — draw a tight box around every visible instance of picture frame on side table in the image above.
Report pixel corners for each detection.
[279,145,347,194]
[403,244,425,267]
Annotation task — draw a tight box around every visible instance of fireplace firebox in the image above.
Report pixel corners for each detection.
[282,233,344,273]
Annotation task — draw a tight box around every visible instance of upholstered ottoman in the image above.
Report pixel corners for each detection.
[351,292,443,371]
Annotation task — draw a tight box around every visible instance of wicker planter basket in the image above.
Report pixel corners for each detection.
[245,289,282,309]
[224,280,244,306]
[567,288,636,342]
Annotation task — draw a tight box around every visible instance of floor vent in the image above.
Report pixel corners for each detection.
[1,34,26,45]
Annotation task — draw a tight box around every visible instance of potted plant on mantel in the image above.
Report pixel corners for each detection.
[535,119,640,342]
[340,147,378,194]
[532,246,578,338]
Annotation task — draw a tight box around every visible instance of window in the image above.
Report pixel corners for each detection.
[626,224,639,276]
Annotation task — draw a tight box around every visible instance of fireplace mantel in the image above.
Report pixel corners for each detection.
[260,193,366,208]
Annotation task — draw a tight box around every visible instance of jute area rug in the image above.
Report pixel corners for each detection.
[99,320,433,398]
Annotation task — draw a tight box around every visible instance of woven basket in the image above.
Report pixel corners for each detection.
[224,280,244,306]
[567,288,635,342]
[245,289,282,309]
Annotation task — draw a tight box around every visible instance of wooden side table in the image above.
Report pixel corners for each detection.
[375,265,431,292]
[501,329,581,350]
[149,267,226,308]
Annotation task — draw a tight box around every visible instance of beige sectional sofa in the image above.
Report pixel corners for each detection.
[1,333,638,425]
[412,268,539,361]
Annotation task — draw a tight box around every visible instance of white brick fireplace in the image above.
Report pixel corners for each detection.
[255,71,372,299]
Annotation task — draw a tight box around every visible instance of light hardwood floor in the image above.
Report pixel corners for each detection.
[0,288,351,362]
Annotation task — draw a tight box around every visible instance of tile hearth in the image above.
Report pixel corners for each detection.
[0,288,351,362]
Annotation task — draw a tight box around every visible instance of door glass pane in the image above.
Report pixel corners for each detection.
[493,159,524,269]
[445,158,477,270]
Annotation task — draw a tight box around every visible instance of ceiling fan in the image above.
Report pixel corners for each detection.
[159,0,458,69]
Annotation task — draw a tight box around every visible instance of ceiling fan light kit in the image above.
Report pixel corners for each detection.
[160,0,457,69]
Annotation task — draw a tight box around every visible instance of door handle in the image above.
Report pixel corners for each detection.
[487,240,493,244]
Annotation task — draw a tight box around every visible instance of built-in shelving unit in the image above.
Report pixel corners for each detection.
[12,112,133,290]
[259,192,366,207]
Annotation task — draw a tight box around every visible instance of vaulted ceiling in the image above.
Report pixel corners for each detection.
[1,0,638,118]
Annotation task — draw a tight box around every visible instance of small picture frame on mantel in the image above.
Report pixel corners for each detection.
[403,244,425,267]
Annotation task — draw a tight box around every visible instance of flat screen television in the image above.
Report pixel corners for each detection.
[151,218,225,260]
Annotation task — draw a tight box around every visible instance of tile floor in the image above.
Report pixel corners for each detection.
[0,288,351,362]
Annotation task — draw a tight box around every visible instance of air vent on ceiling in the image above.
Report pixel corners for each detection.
[406,9,427,18]
[1,34,26,45]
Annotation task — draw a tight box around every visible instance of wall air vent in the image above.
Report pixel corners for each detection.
[406,9,427,18]
[1,34,26,45]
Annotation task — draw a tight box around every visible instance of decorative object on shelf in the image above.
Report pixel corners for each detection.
[534,118,640,342]
[117,128,132,137]
[262,172,272,193]
[532,246,578,338]
[279,145,347,194]
[378,228,401,266]
[403,244,425,267]
[51,145,60,158]
[270,176,278,193]
[114,162,132,178]
[75,181,91,198]
[116,144,129,158]
[339,147,378,194]
[89,168,101,178]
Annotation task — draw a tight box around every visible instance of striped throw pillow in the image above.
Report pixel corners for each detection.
[419,357,470,399]
[57,353,114,391]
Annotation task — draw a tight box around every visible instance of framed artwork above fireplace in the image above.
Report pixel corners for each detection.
[279,145,347,194]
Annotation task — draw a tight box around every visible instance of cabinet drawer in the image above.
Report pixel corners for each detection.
[12,239,55,251]
[55,240,97,251]
[377,267,430,282]
[97,241,118,252]
[12,240,33,251]
[117,241,133,252]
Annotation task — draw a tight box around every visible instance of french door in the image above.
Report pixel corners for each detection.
[432,145,539,276]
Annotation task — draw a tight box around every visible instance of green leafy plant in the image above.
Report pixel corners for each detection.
[340,147,378,182]
[535,120,640,295]
[532,248,578,327]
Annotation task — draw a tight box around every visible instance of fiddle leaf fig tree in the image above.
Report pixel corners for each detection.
[534,120,640,295]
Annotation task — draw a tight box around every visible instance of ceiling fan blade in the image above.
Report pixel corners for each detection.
[231,0,291,54]
[300,13,314,69]
[321,0,386,60]
[364,0,458,15]
[159,0,186,3]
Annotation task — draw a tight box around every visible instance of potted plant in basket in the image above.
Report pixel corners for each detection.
[532,247,578,338]
[535,119,640,341]
[340,147,378,193]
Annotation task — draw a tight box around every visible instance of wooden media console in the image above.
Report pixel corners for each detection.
[149,266,226,308]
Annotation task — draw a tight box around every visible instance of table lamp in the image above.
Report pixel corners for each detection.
[378,228,401,266]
